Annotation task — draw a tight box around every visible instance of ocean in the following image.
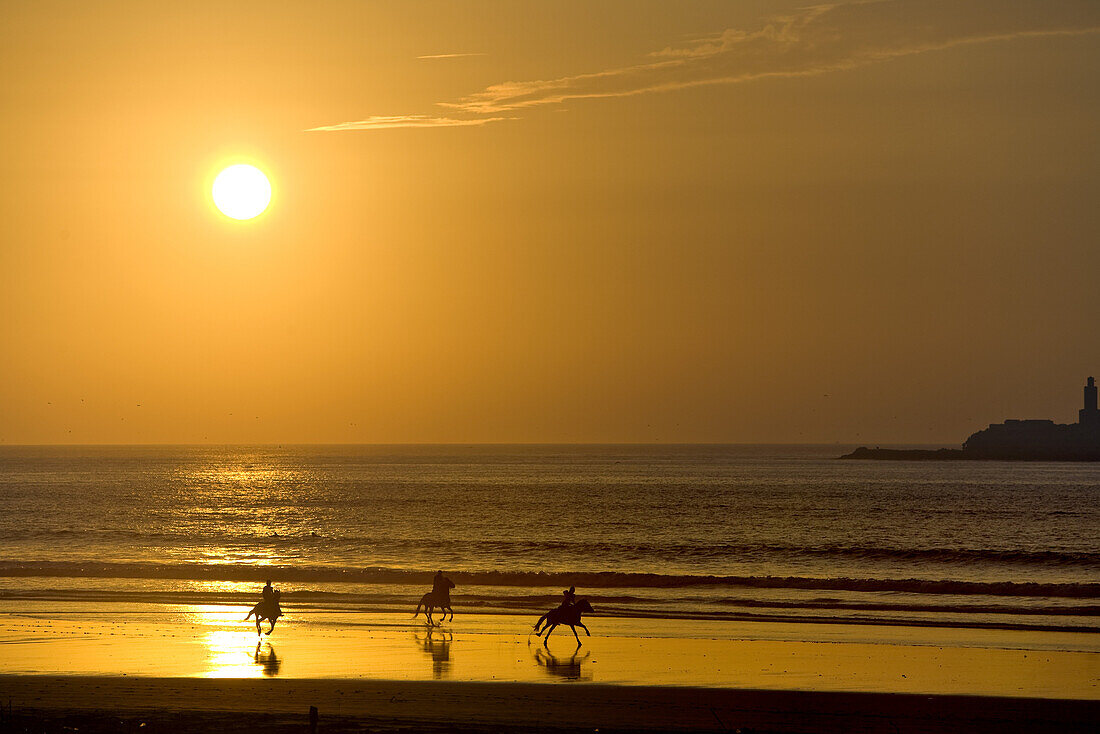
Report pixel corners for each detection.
[1,444,1097,633]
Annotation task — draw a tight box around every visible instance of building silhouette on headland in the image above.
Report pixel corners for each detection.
[842,377,1100,461]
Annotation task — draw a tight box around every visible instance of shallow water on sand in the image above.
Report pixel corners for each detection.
[0,604,1096,697]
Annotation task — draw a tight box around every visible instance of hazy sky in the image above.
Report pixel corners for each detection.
[2,0,1099,444]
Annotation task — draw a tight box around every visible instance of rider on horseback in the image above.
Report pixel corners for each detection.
[246,579,283,635]
[433,570,455,602]
[534,587,593,645]
[262,579,283,616]
[415,571,456,625]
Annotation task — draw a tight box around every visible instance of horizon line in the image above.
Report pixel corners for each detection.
[0,441,949,448]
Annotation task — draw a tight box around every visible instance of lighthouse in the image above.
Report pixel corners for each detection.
[1081,377,1099,427]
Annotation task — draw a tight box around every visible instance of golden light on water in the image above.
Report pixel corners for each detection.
[211,164,271,220]
[180,463,310,565]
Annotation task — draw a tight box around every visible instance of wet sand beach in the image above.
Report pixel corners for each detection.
[1,605,1097,732]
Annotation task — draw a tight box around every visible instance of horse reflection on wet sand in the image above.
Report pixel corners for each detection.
[414,628,453,679]
[534,646,591,681]
[533,599,594,644]
[254,641,281,677]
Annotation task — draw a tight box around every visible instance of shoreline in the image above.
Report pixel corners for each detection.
[2,676,1098,733]
[838,446,1100,462]
[4,598,1097,635]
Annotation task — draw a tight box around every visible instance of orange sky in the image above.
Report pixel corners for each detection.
[2,0,1099,444]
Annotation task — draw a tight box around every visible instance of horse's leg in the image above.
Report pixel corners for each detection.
[255,617,262,636]
[266,619,276,635]
[578,622,591,636]
[570,625,581,644]
[543,624,557,645]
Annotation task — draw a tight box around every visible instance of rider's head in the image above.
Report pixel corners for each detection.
[266,579,272,586]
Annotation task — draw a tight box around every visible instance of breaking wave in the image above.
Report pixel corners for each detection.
[1,561,1096,598]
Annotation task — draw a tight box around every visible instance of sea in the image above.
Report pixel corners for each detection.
[0,444,1097,633]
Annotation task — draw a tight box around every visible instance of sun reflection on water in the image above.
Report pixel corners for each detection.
[171,462,317,567]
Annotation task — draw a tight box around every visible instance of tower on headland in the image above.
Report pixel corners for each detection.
[1081,376,1099,427]
[844,376,1095,462]
[843,375,1100,460]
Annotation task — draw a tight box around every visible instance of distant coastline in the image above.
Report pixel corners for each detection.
[839,446,967,461]
[841,377,1100,461]
[837,446,1099,462]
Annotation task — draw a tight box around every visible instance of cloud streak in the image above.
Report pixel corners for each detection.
[304,115,512,132]
[417,53,487,60]
[308,0,1100,131]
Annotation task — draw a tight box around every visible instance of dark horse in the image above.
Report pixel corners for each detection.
[533,599,593,644]
[245,595,282,636]
[414,591,454,626]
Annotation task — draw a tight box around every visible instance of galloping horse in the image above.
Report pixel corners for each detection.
[245,595,282,636]
[533,599,594,644]
[414,590,454,626]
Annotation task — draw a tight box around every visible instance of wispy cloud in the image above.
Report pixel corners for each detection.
[304,115,512,132]
[308,0,1100,131]
[417,52,487,60]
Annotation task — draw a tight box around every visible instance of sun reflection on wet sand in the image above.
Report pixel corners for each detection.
[183,605,277,679]
[201,629,267,678]
[182,606,252,627]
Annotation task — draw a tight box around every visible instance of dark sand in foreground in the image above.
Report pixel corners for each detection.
[2,676,1099,733]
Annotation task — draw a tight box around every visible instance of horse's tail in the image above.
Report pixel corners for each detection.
[533,611,550,632]
[245,603,257,620]
[414,593,427,618]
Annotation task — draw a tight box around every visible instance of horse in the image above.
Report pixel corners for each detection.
[413,590,453,626]
[245,597,282,636]
[533,599,593,644]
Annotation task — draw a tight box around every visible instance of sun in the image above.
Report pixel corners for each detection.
[212,164,271,220]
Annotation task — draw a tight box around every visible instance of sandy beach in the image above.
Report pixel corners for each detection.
[2,676,1099,733]
[1,603,1097,732]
